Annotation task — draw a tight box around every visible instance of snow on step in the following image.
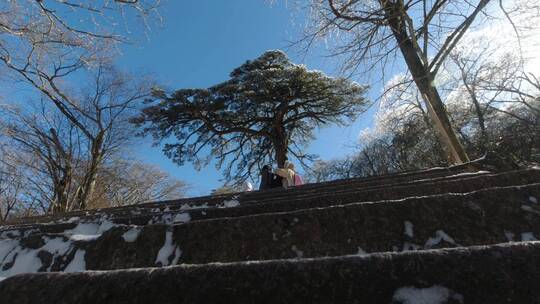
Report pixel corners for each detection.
[155,230,182,266]
[122,227,142,243]
[392,285,464,304]
[424,230,459,248]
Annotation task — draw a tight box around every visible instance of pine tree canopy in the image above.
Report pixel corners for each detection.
[132,50,370,183]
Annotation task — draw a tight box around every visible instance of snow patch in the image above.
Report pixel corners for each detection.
[171,247,182,265]
[445,171,490,178]
[155,230,182,266]
[392,285,464,304]
[0,236,86,279]
[149,213,178,225]
[66,217,80,223]
[220,199,240,208]
[409,171,490,185]
[64,220,116,241]
[404,221,414,238]
[180,203,208,210]
[69,234,100,242]
[173,213,191,223]
[64,249,86,272]
[356,247,367,255]
[424,230,458,248]
[0,240,42,279]
[122,227,142,242]
[147,216,158,225]
[521,205,540,215]
[160,214,174,224]
[521,232,538,241]
[530,196,538,204]
[0,218,121,279]
[39,237,73,270]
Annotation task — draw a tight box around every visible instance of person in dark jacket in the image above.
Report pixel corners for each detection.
[259,165,274,190]
[259,165,282,190]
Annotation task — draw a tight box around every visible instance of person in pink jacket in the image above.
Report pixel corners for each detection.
[275,162,303,188]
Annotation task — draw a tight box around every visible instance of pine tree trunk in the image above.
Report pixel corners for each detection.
[274,126,288,168]
[275,142,288,168]
[274,104,289,168]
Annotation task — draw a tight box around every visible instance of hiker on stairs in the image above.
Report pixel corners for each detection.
[259,165,281,190]
[275,162,303,188]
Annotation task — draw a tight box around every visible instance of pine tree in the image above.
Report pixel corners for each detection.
[133,50,370,182]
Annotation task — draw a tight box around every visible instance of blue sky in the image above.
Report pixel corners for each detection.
[117,1,379,196]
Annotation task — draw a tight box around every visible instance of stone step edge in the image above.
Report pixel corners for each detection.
[2,241,538,303]
[106,240,540,270]
[5,164,478,225]
[237,170,491,202]
[76,182,540,230]
[3,182,538,239]
[159,166,479,205]
[3,168,525,229]
[233,170,525,205]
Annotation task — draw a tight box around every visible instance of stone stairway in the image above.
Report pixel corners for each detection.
[0,162,539,303]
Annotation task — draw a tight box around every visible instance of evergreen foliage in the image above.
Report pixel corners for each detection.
[133,50,370,182]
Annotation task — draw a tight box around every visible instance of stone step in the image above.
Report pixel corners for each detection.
[235,169,530,206]
[0,168,501,230]
[1,241,539,304]
[173,164,478,207]
[2,169,536,236]
[0,184,538,279]
[91,170,492,222]
[4,164,476,226]
[230,167,479,202]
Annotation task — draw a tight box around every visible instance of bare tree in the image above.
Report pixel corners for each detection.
[89,160,189,208]
[1,105,80,213]
[0,66,154,212]
[0,0,160,106]
[478,71,540,123]
[323,66,540,181]
[0,150,25,222]
[440,17,540,154]
[0,2,161,192]
[0,0,160,85]
[65,66,154,210]
[303,0,539,164]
